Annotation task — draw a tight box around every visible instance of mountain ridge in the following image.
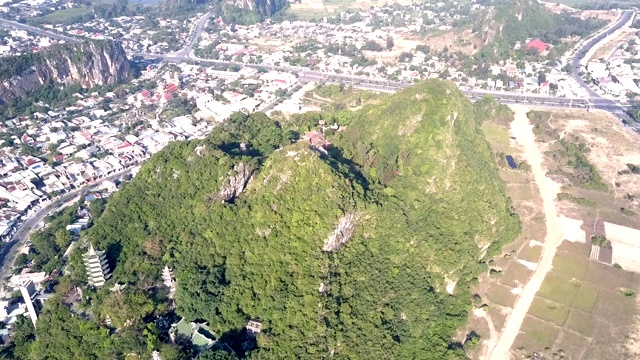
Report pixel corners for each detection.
[24,81,520,359]
[0,40,130,104]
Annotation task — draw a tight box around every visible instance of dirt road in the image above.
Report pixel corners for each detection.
[489,105,564,360]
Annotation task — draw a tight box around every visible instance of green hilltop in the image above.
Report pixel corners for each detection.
[472,0,604,61]
[13,80,520,359]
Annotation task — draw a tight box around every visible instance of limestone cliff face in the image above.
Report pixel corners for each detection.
[0,40,130,104]
[217,163,254,202]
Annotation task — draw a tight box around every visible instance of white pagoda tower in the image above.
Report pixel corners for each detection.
[83,244,112,287]
[162,265,176,298]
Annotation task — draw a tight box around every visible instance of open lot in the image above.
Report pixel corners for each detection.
[466,108,640,360]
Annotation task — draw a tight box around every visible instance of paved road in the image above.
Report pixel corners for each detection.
[172,12,211,58]
[570,10,636,124]
[3,14,639,124]
[0,18,79,43]
[0,167,136,289]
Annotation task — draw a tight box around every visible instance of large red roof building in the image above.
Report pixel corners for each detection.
[525,39,548,54]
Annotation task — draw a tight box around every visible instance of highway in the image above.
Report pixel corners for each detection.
[569,10,637,124]
[0,18,80,43]
[2,12,639,125]
[171,12,211,58]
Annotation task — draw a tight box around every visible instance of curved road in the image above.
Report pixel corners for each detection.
[172,12,212,58]
[0,167,136,289]
[3,12,639,117]
[570,10,635,122]
[0,18,79,43]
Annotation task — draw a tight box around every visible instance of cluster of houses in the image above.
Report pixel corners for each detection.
[53,15,197,54]
[586,33,640,99]
[190,11,589,97]
[131,62,299,122]
[0,29,61,57]
[0,0,202,55]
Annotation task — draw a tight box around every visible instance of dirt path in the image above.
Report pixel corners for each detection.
[489,105,564,360]
[476,308,498,359]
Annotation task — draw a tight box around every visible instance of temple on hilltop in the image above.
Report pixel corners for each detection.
[162,265,176,299]
[83,244,112,287]
[246,319,262,336]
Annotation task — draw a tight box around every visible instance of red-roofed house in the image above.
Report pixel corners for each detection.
[166,83,178,93]
[525,39,548,54]
[303,131,330,148]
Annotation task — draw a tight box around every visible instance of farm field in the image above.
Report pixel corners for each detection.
[465,107,640,360]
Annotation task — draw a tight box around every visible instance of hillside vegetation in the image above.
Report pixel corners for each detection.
[473,0,604,61]
[12,81,520,359]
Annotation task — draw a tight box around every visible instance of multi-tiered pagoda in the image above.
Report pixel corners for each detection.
[83,244,111,287]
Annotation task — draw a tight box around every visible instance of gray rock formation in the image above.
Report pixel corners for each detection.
[0,40,130,104]
[217,163,253,202]
[323,213,361,252]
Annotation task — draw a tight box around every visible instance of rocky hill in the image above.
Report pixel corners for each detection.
[21,83,521,359]
[471,0,604,59]
[159,0,287,23]
[0,40,129,104]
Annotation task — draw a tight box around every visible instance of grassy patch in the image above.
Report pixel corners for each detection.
[546,135,608,191]
[593,288,637,325]
[557,192,598,207]
[554,329,588,359]
[527,111,559,142]
[500,261,534,288]
[572,283,599,313]
[551,249,589,279]
[529,297,571,326]
[485,282,516,308]
[29,6,92,25]
[514,315,561,351]
[538,271,581,305]
[620,207,637,217]
[305,83,381,112]
[584,261,629,290]
[566,310,596,336]
[517,244,542,263]
[482,122,511,151]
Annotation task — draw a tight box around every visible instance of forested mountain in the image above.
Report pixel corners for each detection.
[472,0,604,61]
[13,81,520,359]
[158,0,288,23]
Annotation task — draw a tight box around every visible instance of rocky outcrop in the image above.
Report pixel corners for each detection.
[232,0,288,16]
[0,40,130,104]
[323,213,361,252]
[217,163,253,202]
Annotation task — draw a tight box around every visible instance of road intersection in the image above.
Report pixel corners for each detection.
[0,11,638,126]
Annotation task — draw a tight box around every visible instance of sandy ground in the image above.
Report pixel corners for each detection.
[488,105,564,360]
[268,82,320,116]
[553,110,640,214]
[605,221,640,272]
[627,297,640,357]
[589,28,635,62]
[559,216,586,243]
[579,10,619,22]
[475,307,498,354]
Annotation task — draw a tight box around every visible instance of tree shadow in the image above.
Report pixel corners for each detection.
[324,146,371,192]
[217,328,258,358]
